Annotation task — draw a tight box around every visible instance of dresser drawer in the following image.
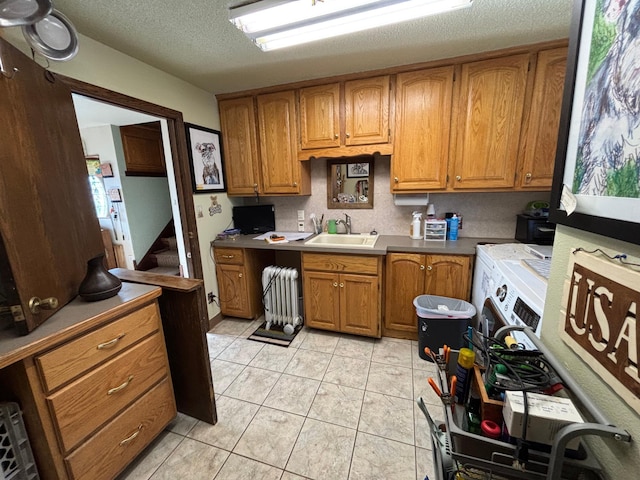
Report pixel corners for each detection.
[50,332,169,453]
[214,247,245,265]
[65,378,176,480]
[36,303,160,393]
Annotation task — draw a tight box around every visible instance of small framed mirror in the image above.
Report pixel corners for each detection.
[327,156,374,209]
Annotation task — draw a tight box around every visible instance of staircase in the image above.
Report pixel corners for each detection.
[147,236,181,275]
[135,221,181,276]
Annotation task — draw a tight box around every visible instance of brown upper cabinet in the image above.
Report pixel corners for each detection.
[217,41,567,195]
[450,54,530,190]
[298,76,392,158]
[257,90,311,195]
[120,121,166,176]
[391,66,454,192]
[518,47,568,189]
[218,97,262,195]
[218,93,310,196]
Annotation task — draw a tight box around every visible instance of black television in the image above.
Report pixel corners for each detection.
[232,204,276,235]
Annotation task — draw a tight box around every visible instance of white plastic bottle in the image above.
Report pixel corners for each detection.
[410,211,423,239]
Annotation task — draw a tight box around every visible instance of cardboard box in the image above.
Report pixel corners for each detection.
[503,391,583,450]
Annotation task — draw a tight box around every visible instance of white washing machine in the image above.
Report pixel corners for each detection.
[471,243,551,350]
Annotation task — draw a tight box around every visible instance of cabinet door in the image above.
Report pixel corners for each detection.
[0,38,104,334]
[518,47,567,189]
[384,253,426,335]
[218,97,261,195]
[303,271,340,331]
[425,255,471,301]
[340,274,380,337]
[257,91,303,194]
[299,83,340,150]
[119,122,166,176]
[392,67,454,191]
[344,76,390,146]
[451,55,529,189]
[216,264,251,318]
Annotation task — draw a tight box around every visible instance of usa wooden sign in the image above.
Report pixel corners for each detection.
[560,249,640,414]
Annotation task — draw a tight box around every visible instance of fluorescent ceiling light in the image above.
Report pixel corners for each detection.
[229,0,473,51]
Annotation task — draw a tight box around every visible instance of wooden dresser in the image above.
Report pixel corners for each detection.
[0,283,176,480]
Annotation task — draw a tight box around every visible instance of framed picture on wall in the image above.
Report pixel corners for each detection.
[346,163,369,178]
[185,123,227,193]
[549,0,640,245]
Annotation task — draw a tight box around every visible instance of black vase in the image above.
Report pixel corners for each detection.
[78,253,122,302]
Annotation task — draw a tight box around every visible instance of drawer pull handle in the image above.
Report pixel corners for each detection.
[222,255,235,259]
[119,425,143,446]
[97,333,126,350]
[108,375,134,395]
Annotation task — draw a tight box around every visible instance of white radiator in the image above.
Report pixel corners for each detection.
[262,266,302,329]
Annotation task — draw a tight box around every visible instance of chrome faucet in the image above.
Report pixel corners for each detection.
[336,213,352,234]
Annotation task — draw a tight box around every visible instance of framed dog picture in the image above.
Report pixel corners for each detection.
[185,123,226,193]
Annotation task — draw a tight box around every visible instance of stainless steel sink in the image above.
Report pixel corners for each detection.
[304,233,379,248]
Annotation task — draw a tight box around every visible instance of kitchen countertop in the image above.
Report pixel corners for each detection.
[0,282,161,370]
[213,234,515,256]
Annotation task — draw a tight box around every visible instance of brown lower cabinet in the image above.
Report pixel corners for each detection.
[0,286,176,480]
[302,253,382,338]
[214,247,274,319]
[384,253,472,340]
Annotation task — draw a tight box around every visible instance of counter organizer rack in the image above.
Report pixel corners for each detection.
[418,326,631,480]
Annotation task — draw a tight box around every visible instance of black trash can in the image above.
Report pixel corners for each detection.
[414,295,476,361]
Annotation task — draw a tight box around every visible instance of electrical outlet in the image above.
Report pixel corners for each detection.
[207,292,216,304]
[297,221,305,232]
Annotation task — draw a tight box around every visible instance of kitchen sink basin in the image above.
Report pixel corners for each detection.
[304,233,379,248]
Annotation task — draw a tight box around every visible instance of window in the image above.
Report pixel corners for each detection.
[88,174,109,218]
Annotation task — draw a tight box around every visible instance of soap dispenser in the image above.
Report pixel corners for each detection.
[410,211,423,240]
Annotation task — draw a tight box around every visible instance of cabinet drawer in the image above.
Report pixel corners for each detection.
[214,247,245,265]
[36,303,160,393]
[302,253,380,275]
[50,333,170,453]
[65,378,175,480]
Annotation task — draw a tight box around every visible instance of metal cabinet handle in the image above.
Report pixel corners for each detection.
[119,425,143,446]
[333,282,338,287]
[238,273,243,278]
[334,133,339,139]
[420,265,425,270]
[456,175,462,181]
[28,296,59,314]
[427,265,433,271]
[222,255,235,259]
[108,375,134,395]
[293,182,298,187]
[345,133,350,138]
[394,176,399,183]
[97,333,126,350]
[339,282,344,288]
[525,172,532,183]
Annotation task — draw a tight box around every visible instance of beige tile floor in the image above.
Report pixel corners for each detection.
[118,318,448,480]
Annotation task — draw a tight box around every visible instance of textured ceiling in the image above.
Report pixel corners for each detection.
[52,0,573,95]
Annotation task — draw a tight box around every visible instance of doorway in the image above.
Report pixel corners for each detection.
[59,75,204,281]
[73,94,188,276]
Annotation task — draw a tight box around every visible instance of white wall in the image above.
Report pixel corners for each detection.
[542,225,640,478]
[244,158,549,239]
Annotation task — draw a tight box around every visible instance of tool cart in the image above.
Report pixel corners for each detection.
[418,326,632,480]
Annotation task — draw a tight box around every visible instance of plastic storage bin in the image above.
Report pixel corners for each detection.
[0,402,39,480]
[414,295,476,361]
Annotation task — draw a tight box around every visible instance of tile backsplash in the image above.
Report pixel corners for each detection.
[235,157,550,239]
